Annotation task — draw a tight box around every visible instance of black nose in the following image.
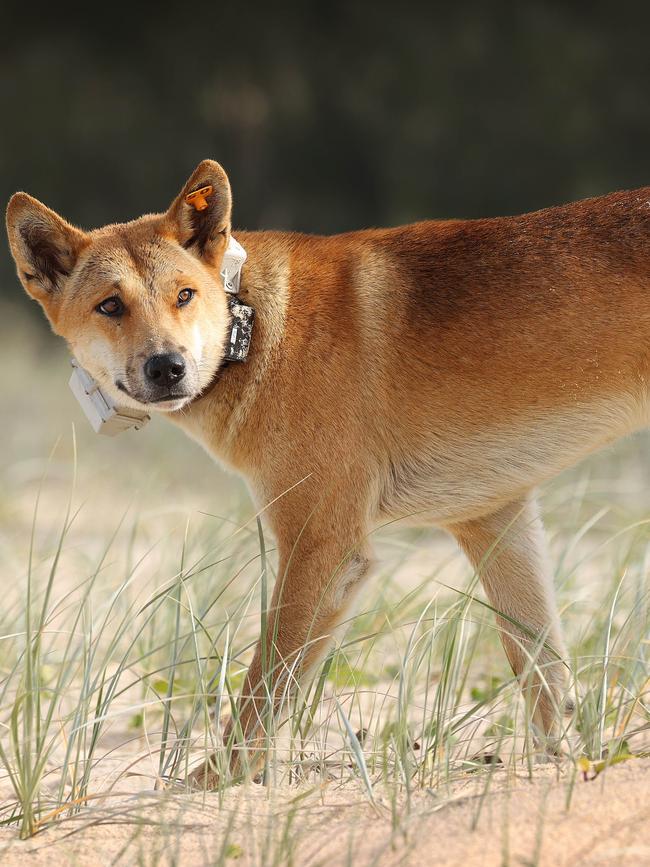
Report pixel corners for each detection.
[143,352,186,387]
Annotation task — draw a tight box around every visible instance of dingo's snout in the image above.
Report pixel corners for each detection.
[143,352,187,388]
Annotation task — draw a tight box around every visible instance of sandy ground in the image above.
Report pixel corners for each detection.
[0,759,649,866]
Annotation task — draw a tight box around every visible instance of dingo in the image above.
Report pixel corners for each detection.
[7,159,646,785]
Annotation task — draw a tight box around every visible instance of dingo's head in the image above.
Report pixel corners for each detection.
[6,160,235,413]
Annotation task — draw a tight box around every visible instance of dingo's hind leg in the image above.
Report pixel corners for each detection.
[451,494,569,743]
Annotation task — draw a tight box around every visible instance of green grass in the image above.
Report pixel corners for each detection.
[0,316,649,862]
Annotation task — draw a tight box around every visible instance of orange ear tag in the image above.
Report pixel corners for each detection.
[185,184,213,211]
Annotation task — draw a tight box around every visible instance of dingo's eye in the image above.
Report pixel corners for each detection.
[96,296,124,317]
[177,288,194,307]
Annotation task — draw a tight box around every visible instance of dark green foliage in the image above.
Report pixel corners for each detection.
[3,1,650,312]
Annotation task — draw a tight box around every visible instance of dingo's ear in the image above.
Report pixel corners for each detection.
[165,160,232,266]
[6,193,88,319]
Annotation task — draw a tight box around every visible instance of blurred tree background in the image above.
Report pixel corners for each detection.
[3,0,650,316]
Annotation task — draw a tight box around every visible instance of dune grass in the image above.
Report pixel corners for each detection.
[1,445,649,844]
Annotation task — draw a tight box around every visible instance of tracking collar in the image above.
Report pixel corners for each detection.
[221,235,255,363]
[69,234,254,436]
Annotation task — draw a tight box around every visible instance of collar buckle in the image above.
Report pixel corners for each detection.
[220,235,247,294]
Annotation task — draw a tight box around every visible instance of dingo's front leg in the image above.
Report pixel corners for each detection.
[188,502,371,789]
